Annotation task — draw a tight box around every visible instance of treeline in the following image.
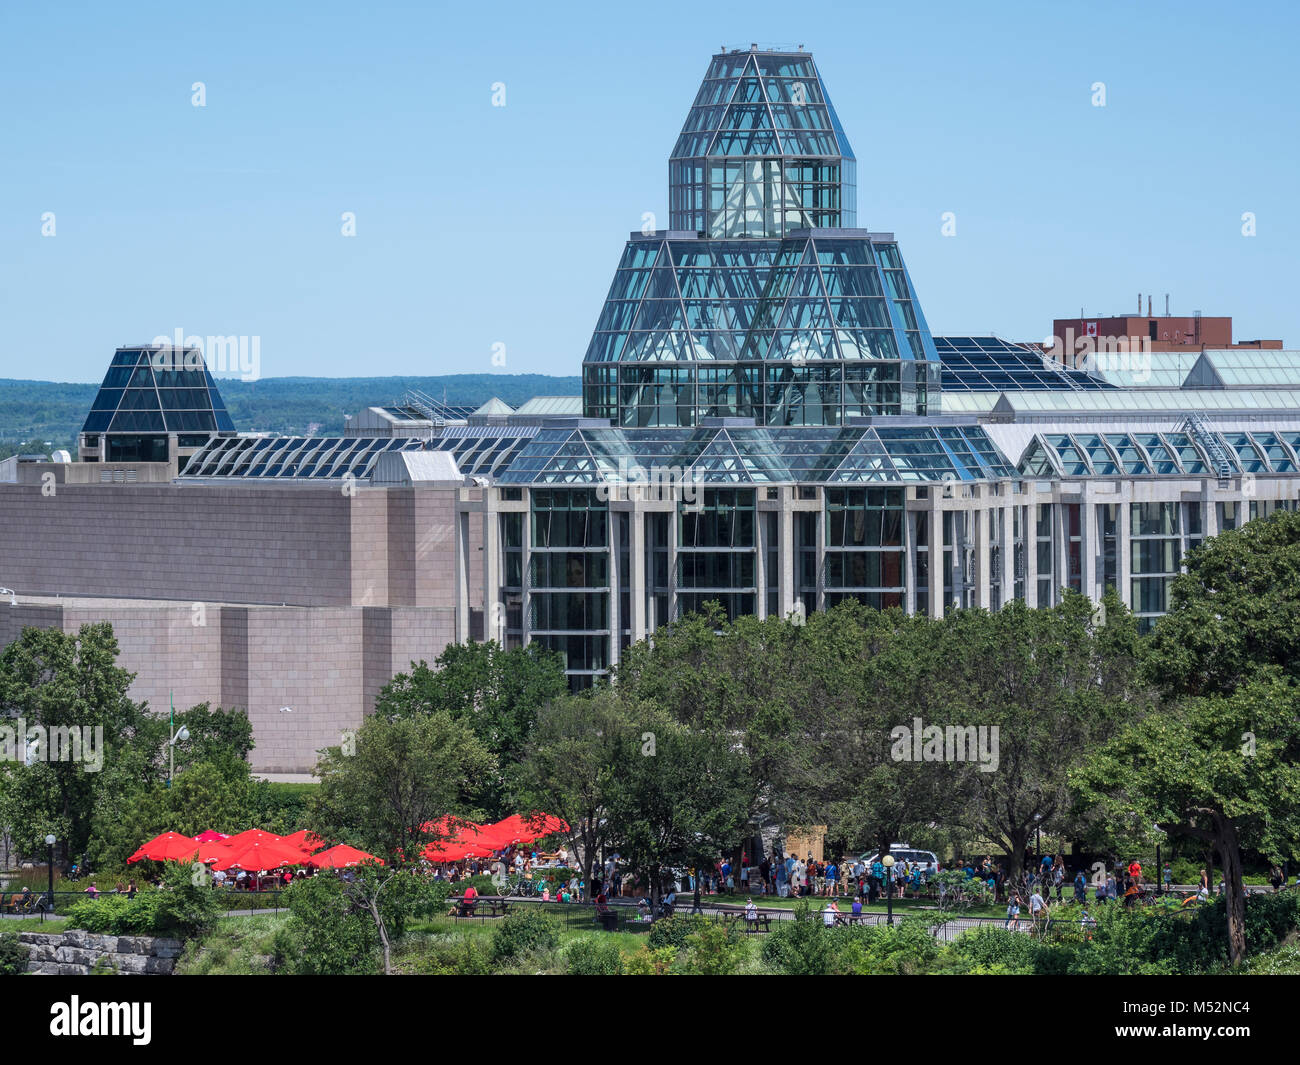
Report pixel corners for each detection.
[0,372,581,444]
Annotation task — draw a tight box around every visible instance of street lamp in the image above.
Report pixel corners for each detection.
[882,854,895,926]
[0,587,17,607]
[44,834,56,911]
[167,725,189,787]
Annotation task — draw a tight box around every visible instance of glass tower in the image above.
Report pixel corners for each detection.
[583,49,941,429]
[670,48,855,236]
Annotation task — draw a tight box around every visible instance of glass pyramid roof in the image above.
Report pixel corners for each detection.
[497,424,1015,486]
[584,232,935,365]
[82,346,236,435]
[672,50,854,160]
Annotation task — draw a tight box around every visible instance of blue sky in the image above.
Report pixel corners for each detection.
[2,0,1296,383]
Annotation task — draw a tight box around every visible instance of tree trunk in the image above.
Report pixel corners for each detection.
[367,898,392,975]
[649,862,661,921]
[1214,816,1247,967]
[1003,826,1030,887]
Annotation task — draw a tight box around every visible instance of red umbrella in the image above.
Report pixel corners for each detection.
[193,829,229,843]
[421,816,483,841]
[209,837,306,872]
[128,831,200,863]
[423,841,496,863]
[196,840,234,865]
[474,813,570,849]
[220,828,283,848]
[309,845,384,869]
[282,829,328,854]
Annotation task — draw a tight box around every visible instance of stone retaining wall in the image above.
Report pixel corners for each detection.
[17,930,182,975]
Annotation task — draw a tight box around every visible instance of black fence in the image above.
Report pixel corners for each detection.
[0,887,289,922]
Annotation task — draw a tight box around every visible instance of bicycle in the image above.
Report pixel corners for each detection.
[507,875,536,898]
[8,893,38,915]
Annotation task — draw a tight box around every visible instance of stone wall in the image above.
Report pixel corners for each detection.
[18,930,183,975]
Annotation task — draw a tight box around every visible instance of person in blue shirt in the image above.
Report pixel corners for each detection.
[824,861,838,897]
[851,895,863,917]
[1074,871,1087,904]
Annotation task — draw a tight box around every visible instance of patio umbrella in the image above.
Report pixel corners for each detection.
[423,841,496,863]
[196,840,235,865]
[282,829,328,854]
[421,816,483,842]
[475,813,570,849]
[220,828,283,848]
[127,831,201,863]
[309,844,384,868]
[193,829,229,843]
[209,837,306,872]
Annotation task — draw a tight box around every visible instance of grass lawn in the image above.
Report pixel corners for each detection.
[705,893,1007,920]
[0,916,69,932]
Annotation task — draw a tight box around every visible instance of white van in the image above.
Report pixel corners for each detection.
[859,845,940,875]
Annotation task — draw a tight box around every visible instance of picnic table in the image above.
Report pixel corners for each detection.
[714,910,773,933]
[448,895,512,919]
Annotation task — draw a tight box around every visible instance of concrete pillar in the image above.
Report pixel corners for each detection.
[608,506,621,668]
[630,505,646,641]
[1000,502,1014,607]
[928,493,944,619]
[456,509,471,642]
[1118,493,1132,611]
[1025,493,1040,609]
[779,500,796,619]
[904,510,918,614]
[974,498,991,610]
[483,497,503,645]
[1082,488,1099,603]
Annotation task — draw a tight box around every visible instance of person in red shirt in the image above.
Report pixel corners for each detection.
[458,882,479,917]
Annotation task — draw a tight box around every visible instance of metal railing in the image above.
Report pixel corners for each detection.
[0,887,288,922]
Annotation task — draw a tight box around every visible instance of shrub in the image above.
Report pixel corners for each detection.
[273,874,379,975]
[647,913,704,950]
[63,865,221,939]
[936,926,1040,975]
[66,894,160,936]
[491,908,559,961]
[760,903,840,975]
[408,933,494,975]
[682,919,746,975]
[566,935,625,975]
[622,944,677,975]
[0,931,25,975]
[837,918,940,975]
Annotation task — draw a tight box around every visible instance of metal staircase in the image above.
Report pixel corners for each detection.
[1183,413,1233,488]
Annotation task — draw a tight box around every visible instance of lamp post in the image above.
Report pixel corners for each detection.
[882,853,895,926]
[45,834,56,912]
[167,694,190,789]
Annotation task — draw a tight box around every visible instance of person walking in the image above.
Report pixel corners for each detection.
[1005,893,1022,931]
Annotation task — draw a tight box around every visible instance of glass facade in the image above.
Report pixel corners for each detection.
[669,50,855,237]
[582,234,941,426]
[529,489,610,682]
[82,347,235,436]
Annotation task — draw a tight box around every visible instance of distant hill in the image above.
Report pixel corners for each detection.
[0,373,583,451]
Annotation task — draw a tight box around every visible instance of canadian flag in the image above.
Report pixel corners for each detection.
[1085,321,1098,337]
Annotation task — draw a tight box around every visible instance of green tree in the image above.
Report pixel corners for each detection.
[1075,677,1300,965]
[375,640,565,815]
[171,703,254,780]
[516,689,626,897]
[935,591,1146,882]
[1145,509,1300,697]
[603,704,750,916]
[0,624,154,863]
[274,871,379,975]
[308,711,495,862]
